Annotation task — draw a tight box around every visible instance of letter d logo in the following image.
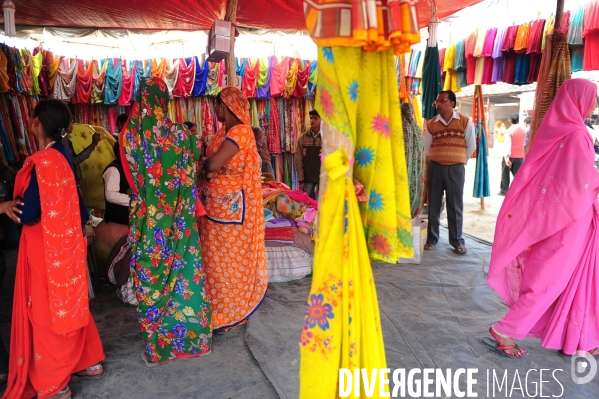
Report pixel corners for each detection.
[571,351,597,385]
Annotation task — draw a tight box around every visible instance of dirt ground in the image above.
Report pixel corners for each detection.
[439,146,507,243]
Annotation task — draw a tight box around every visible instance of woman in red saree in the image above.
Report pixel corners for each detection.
[2,100,104,399]
[199,87,268,332]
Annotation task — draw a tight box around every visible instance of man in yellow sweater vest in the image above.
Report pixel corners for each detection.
[424,90,476,255]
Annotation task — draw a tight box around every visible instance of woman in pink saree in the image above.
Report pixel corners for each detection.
[485,79,599,358]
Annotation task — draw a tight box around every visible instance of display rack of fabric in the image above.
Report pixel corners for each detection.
[583,0,599,71]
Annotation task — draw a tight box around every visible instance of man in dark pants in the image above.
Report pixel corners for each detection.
[295,110,322,199]
[424,90,476,255]
[498,113,527,196]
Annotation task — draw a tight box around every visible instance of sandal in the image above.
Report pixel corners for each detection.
[482,327,528,358]
[424,243,435,251]
[70,363,103,381]
[453,246,467,255]
[48,385,71,399]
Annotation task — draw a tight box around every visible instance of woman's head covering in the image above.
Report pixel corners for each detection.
[488,79,599,302]
[219,86,251,125]
[120,77,200,198]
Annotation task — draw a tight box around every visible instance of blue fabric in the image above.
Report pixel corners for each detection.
[104,58,123,104]
[236,58,247,78]
[143,59,152,78]
[473,122,490,198]
[192,57,208,97]
[571,46,584,72]
[131,60,144,99]
[0,111,16,164]
[514,54,530,85]
[18,142,88,229]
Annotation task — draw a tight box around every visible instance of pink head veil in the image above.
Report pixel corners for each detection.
[488,79,599,302]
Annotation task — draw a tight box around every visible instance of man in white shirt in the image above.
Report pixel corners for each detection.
[424,90,476,255]
[103,141,130,225]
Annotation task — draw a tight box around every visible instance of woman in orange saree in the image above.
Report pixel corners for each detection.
[199,87,268,332]
[2,100,104,399]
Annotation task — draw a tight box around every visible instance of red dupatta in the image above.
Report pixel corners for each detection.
[14,149,89,334]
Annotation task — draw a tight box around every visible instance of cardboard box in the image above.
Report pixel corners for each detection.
[207,20,232,62]
[398,217,427,264]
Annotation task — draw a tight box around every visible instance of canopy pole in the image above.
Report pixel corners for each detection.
[554,0,565,30]
[225,0,239,87]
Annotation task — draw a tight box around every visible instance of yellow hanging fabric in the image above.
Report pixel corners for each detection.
[299,147,388,398]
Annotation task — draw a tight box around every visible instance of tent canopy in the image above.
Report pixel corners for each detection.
[6,0,484,31]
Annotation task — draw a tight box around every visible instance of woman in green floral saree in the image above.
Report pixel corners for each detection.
[120,77,211,365]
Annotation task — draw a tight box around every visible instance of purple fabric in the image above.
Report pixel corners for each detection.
[491,57,505,83]
[256,57,273,99]
[492,27,508,59]
[265,218,296,228]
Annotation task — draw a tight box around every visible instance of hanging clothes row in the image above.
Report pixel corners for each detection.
[0,44,318,101]
[402,0,599,93]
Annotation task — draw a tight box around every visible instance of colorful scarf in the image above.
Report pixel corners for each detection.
[121,77,211,364]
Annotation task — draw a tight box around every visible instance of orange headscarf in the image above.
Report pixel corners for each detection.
[219,86,251,125]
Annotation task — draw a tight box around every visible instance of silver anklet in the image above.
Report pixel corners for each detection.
[491,326,510,339]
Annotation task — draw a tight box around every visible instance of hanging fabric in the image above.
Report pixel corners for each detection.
[172,57,196,97]
[131,60,144,99]
[294,60,310,98]
[72,59,94,104]
[91,59,108,104]
[421,41,442,120]
[256,58,272,99]
[104,58,123,105]
[283,59,298,99]
[241,58,260,98]
[192,57,208,97]
[30,51,43,95]
[118,59,135,105]
[151,58,167,81]
[472,85,490,199]
[164,58,179,97]
[52,58,78,100]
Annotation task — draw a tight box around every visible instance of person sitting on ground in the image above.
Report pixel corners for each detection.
[3,99,105,399]
[64,115,101,186]
[103,141,130,225]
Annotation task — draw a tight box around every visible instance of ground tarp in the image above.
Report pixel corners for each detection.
[1,226,596,398]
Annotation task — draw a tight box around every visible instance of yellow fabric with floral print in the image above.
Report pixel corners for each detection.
[299,148,388,398]
[316,46,413,262]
